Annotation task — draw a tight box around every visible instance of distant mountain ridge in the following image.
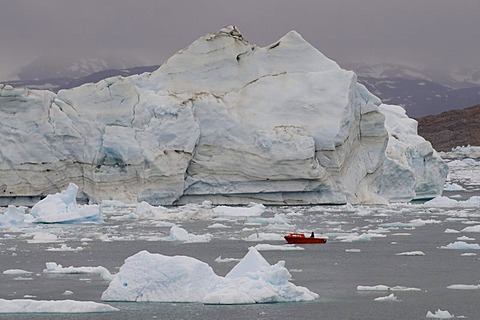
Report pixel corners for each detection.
[357,76,480,117]
[17,54,147,81]
[344,62,480,89]
[2,65,160,92]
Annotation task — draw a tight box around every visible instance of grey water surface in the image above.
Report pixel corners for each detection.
[1,199,480,320]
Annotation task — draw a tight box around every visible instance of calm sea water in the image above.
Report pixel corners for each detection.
[1,199,480,319]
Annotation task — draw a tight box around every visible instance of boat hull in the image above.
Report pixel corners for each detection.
[284,234,327,244]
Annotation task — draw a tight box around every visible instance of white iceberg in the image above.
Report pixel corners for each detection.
[165,225,213,243]
[0,206,26,227]
[0,26,446,206]
[43,262,113,281]
[101,247,318,304]
[426,309,455,319]
[29,183,102,224]
[440,241,480,250]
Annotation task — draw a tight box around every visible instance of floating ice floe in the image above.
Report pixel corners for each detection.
[444,229,460,233]
[45,244,84,252]
[253,244,304,251]
[0,299,118,313]
[2,269,32,275]
[101,247,318,304]
[460,225,480,232]
[165,225,212,243]
[244,232,284,242]
[357,285,421,291]
[395,251,425,256]
[440,241,480,250]
[426,309,455,319]
[381,219,441,229]
[27,232,60,244]
[215,256,241,263]
[447,284,480,290]
[443,182,465,191]
[373,293,399,302]
[30,183,102,224]
[457,235,475,241]
[336,233,387,242]
[207,223,231,229]
[43,262,114,281]
[0,206,26,228]
[424,195,480,208]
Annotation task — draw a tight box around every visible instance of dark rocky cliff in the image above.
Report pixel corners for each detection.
[417,104,480,151]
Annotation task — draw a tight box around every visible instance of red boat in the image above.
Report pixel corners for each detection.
[284,233,327,244]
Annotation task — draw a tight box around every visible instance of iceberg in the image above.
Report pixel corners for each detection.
[101,247,318,304]
[0,26,447,205]
[0,206,25,227]
[29,183,102,223]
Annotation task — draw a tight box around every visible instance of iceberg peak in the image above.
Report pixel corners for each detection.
[218,25,243,38]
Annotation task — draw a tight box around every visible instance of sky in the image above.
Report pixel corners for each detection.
[1,0,479,80]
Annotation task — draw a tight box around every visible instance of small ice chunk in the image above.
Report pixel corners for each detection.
[357,285,421,291]
[447,284,480,290]
[3,269,32,275]
[440,241,480,250]
[253,244,304,251]
[374,293,399,302]
[395,251,425,256]
[166,225,212,243]
[43,262,113,281]
[426,309,455,318]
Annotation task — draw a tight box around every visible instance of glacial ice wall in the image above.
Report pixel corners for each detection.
[0,26,447,205]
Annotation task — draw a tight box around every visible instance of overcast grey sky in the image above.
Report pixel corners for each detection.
[1,0,479,80]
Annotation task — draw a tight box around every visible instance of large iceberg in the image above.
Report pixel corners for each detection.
[0,26,446,205]
[101,247,318,304]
